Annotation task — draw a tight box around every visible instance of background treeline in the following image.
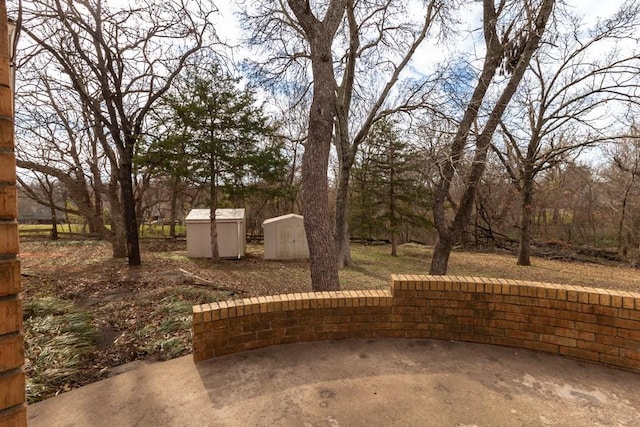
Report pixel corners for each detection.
[19,118,640,261]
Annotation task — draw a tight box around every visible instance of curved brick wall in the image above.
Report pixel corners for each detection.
[192,275,640,372]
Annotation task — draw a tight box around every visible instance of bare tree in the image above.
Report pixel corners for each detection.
[332,0,453,267]
[18,0,215,265]
[492,1,640,265]
[282,0,345,291]
[242,1,456,269]
[603,125,640,258]
[15,73,122,249]
[16,175,62,238]
[430,0,556,274]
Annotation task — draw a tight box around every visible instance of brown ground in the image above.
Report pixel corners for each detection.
[19,238,640,403]
[20,238,318,402]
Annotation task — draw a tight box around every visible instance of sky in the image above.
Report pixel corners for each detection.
[206,0,633,76]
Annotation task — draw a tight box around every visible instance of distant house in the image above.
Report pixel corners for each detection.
[17,190,57,224]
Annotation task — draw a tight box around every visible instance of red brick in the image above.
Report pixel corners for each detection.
[522,340,559,354]
[0,222,18,255]
[0,299,21,335]
[600,354,640,370]
[555,329,594,341]
[599,293,611,307]
[215,344,246,356]
[520,323,555,335]
[594,333,631,349]
[610,294,623,308]
[505,329,538,341]
[0,259,20,297]
[0,370,24,411]
[192,278,640,373]
[559,346,600,363]
[617,309,640,321]
[614,318,640,331]
[0,404,27,427]
[540,334,576,347]
[564,289,577,302]
[503,312,525,322]
[0,334,23,371]
[573,322,612,336]
[576,340,619,356]
[0,152,16,184]
[623,295,636,309]
[577,292,590,304]
[620,348,640,361]
[0,185,16,219]
[616,328,640,341]
[491,336,524,348]
[547,317,575,329]
[0,119,13,150]
[588,305,618,317]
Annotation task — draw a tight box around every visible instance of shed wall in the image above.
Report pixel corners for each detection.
[263,215,309,260]
[186,216,245,259]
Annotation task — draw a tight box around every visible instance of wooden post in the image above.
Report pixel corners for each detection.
[0,1,27,425]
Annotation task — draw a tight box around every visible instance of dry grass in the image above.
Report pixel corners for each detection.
[343,243,639,293]
[443,249,639,292]
[19,239,640,402]
[21,240,640,298]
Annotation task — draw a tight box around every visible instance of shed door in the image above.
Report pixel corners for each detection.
[217,222,238,258]
[278,221,308,259]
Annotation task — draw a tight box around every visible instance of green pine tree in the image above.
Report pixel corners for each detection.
[146,65,287,260]
[350,119,431,256]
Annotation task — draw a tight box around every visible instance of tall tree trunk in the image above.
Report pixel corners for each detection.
[106,169,127,257]
[169,177,179,238]
[517,168,534,266]
[42,177,59,240]
[389,159,396,257]
[334,161,354,267]
[332,0,358,269]
[210,160,220,262]
[430,236,454,275]
[91,192,102,234]
[49,206,59,240]
[287,0,344,291]
[302,159,339,290]
[118,148,141,265]
[429,0,555,275]
[301,56,340,290]
[616,174,635,257]
[90,136,103,235]
[209,208,219,261]
[390,232,397,257]
[430,1,505,275]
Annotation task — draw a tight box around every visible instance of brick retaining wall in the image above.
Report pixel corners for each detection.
[192,275,640,371]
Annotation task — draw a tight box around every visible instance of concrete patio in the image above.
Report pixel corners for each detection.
[28,338,640,426]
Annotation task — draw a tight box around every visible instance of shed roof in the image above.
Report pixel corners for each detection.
[186,208,245,222]
[263,213,304,225]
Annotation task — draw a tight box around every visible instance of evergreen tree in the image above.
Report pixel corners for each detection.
[351,119,431,255]
[154,65,286,260]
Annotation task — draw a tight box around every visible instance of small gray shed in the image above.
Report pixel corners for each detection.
[263,213,309,260]
[186,208,246,259]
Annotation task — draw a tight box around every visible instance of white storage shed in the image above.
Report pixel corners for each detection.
[263,213,309,260]
[185,208,246,259]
